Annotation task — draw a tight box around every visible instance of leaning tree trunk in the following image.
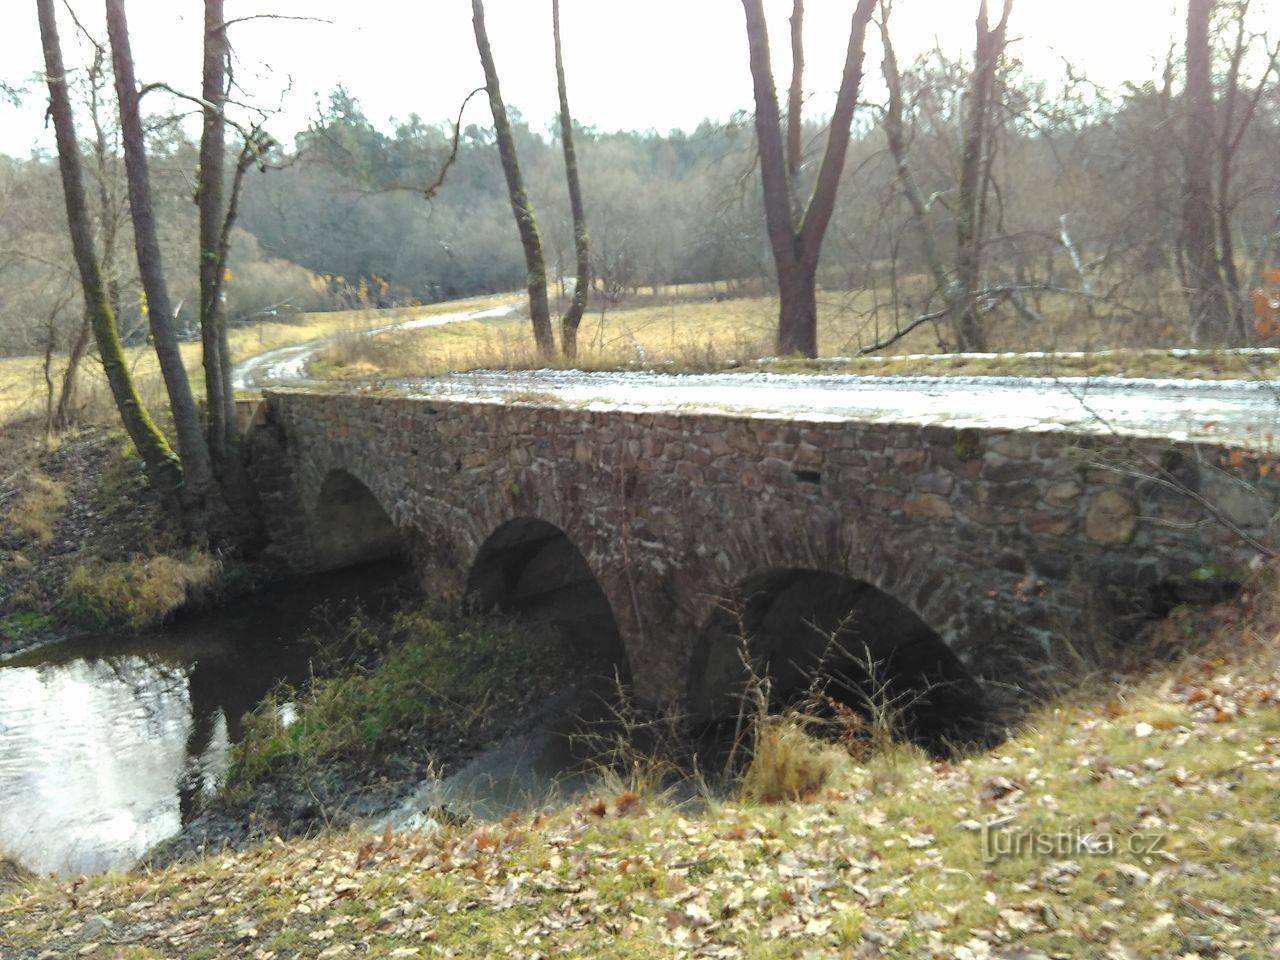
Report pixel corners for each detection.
[107,0,224,534]
[36,0,182,503]
[472,0,556,359]
[52,317,90,430]
[553,0,589,359]
[786,0,805,218]
[1183,0,1232,345]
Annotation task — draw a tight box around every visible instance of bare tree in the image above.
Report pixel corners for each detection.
[880,0,1013,352]
[786,0,805,217]
[1214,0,1280,341]
[56,35,112,430]
[741,0,878,357]
[472,0,555,357]
[1184,0,1233,344]
[107,0,226,535]
[470,0,590,360]
[553,0,589,359]
[200,0,238,470]
[953,0,1013,351]
[36,0,182,502]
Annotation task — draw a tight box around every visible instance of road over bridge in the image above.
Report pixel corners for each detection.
[240,372,1279,724]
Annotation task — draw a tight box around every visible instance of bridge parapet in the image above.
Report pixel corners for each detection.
[244,387,1278,707]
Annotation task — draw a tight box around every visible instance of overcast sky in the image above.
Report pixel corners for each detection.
[0,1,1214,157]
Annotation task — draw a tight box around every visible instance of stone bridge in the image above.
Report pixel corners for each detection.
[243,387,1278,721]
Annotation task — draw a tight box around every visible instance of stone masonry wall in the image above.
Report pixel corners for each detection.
[245,389,1279,706]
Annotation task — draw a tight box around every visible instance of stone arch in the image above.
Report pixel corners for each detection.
[310,467,406,572]
[680,505,977,654]
[688,567,990,752]
[465,516,630,678]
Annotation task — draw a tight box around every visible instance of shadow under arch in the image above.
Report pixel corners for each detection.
[312,468,406,572]
[465,517,629,678]
[691,568,991,754]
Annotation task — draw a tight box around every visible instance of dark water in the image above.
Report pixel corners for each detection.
[0,561,407,876]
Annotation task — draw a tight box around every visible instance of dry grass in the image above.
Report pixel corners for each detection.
[739,713,842,803]
[1,474,67,546]
[9,288,1268,427]
[62,552,221,630]
[0,294,516,429]
[309,288,1280,382]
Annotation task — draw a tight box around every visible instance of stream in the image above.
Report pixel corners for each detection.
[0,563,393,875]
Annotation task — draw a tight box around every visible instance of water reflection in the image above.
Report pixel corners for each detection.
[0,559,408,876]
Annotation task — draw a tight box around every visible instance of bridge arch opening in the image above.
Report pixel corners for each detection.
[465,518,629,677]
[312,469,406,572]
[693,569,990,754]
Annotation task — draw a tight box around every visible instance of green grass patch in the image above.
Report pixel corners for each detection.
[227,610,576,790]
[0,611,53,644]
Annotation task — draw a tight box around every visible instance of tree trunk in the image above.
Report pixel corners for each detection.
[1212,5,1280,343]
[52,316,91,430]
[786,0,804,218]
[741,0,876,358]
[107,0,223,533]
[553,0,589,360]
[200,0,234,465]
[1183,0,1232,345]
[37,0,182,502]
[951,0,1010,352]
[777,258,818,357]
[471,0,555,358]
[881,23,953,314]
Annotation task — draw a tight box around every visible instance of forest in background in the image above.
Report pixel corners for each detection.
[2,0,1278,365]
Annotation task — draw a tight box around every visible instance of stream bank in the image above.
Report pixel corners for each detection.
[0,547,622,877]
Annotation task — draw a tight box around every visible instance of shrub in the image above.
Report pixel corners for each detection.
[63,553,221,630]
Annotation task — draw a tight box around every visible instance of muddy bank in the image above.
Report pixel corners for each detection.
[147,631,618,869]
[0,425,256,660]
[151,676,609,866]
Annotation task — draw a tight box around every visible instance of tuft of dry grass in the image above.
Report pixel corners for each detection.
[739,714,842,803]
[62,552,221,630]
[1,474,67,546]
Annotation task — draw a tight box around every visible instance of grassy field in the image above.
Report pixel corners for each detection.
[2,579,1278,959]
[0,294,515,428]
[312,289,1280,383]
[6,289,1275,427]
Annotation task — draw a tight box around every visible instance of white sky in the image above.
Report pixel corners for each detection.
[0,0,1211,157]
